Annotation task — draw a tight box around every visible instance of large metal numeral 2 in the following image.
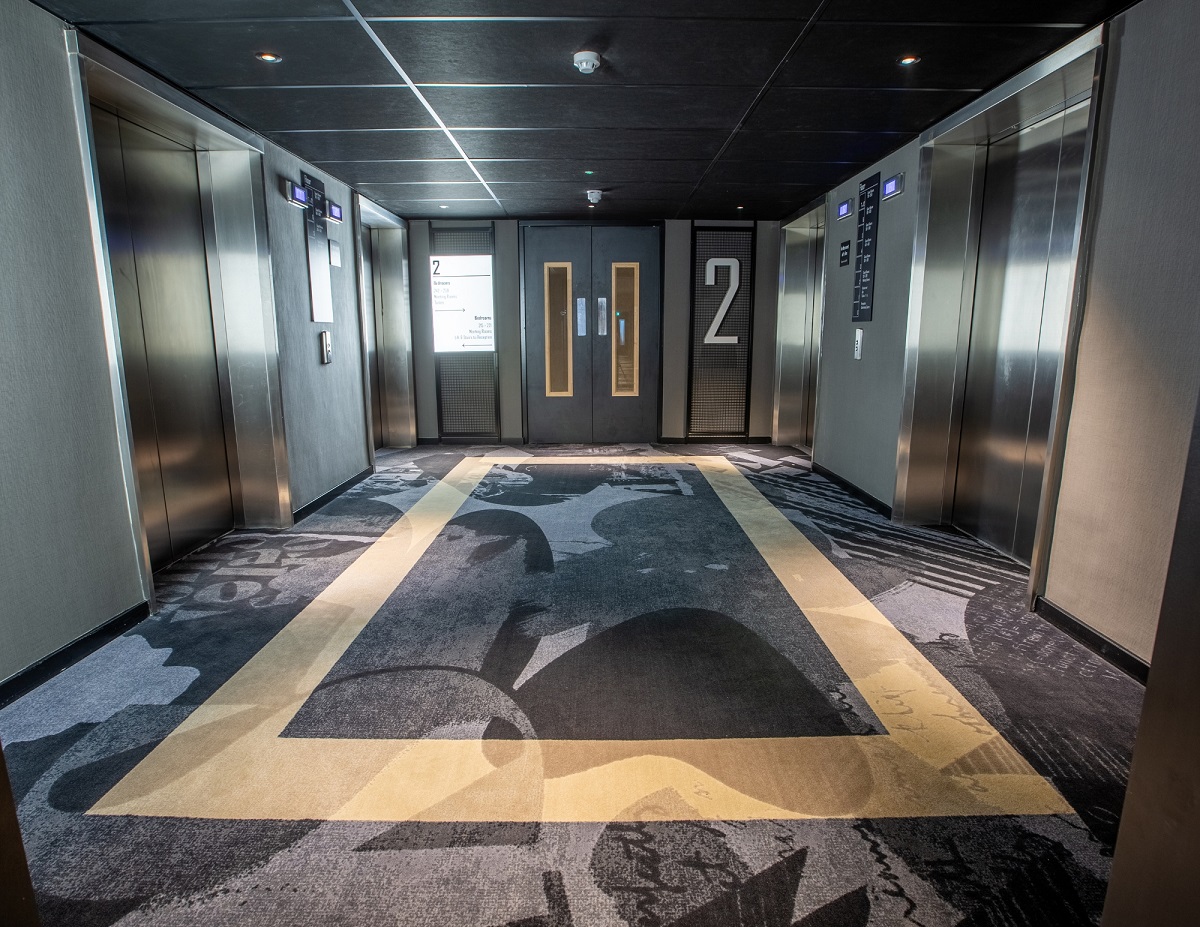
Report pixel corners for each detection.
[703,257,740,344]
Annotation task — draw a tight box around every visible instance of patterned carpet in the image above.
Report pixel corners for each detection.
[0,444,1143,926]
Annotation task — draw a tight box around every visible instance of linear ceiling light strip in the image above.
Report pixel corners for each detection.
[341,0,505,212]
[675,0,833,218]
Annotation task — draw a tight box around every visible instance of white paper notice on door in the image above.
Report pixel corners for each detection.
[431,254,494,352]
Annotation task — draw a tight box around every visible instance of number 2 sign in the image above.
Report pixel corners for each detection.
[703,257,740,345]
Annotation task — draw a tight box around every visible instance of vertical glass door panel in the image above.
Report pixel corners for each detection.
[611,263,640,397]
[544,262,573,397]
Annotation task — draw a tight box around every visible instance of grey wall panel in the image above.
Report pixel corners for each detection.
[749,221,781,440]
[264,143,369,510]
[1044,0,1200,662]
[813,141,922,507]
[494,219,524,444]
[660,220,692,440]
[0,0,145,681]
[407,220,439,441]
[1102,348,1200,924]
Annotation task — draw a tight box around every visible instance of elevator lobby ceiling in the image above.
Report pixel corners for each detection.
[40,0,1134,220]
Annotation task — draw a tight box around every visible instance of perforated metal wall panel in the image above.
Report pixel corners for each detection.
[436,353,499,438]
[689,228,754,438]
[430,227,494,256]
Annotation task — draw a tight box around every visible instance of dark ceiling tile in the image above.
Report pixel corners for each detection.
[487,181,696,202]
[371,199,506,220]
[680,186,828,220]
[820,1,1128,24]
[197,87,437,132]
[455,129,727,160]
[318,160,478,184]
[357,1,823,20]
[269,130,458,162]
[479,159,711,183]
[423,86,757,129]
[85,21,398,87]
[354,182,492,202]
[745,87,974,133]
[724,130,913,163]
[708,161,867,186]
[42,1,347,22]
[373,19,801,86]
[779,23,1080,89]
[492,198,685,220]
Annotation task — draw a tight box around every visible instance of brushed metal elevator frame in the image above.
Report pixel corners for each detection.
[774,203,826,452]
[353,194,415,458]
[65,30,293,598]
[892,26,1106,609]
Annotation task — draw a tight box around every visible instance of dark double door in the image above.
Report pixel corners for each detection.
[524,226,661,443]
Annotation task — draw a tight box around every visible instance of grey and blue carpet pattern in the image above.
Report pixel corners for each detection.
[0,445,1143,926]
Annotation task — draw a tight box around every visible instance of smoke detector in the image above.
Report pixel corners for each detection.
[574,50,601,75]
[587,189,602,204]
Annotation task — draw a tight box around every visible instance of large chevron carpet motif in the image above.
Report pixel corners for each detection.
[1,446,1143,926]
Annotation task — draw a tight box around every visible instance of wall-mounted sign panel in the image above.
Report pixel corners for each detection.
[852,172,880,323]
[882,172,905,200]
[836,199,853,220]
[839,240,851,267]
[431,254,494,352]
[300,171,334,324]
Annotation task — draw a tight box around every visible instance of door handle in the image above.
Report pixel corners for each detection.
[597,297,608,336]
[576,298,587,336]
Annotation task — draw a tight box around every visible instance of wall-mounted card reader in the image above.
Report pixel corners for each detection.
[319,330,332,365]
[854,328,863,360]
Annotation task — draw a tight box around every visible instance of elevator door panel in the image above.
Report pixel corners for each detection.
[94,108,234,568]
[954,105,1088,561]
[92,109,172,566]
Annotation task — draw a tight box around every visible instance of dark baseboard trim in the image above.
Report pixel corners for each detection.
[292,467,373,524]
[749,435,772,445]
[811,463,893,519]
[658,436,687,444]
[0,600,151,710]
[437,435,501,445]
[417,438,441,445]
[1034,596,1150,684]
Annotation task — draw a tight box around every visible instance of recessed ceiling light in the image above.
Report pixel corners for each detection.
[588,204,595,208]
[736,206,744,210]
[898,55,921,66]
[256,52,283,63]
[584,170,595,175]
[439,204,449,209]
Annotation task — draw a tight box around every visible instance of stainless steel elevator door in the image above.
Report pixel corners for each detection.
[953,103,1089,562]
[93,107,234,569]
[776,223,824,449]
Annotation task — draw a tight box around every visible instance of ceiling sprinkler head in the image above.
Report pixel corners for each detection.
[587,189,602,204]
[574,50,601,75]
